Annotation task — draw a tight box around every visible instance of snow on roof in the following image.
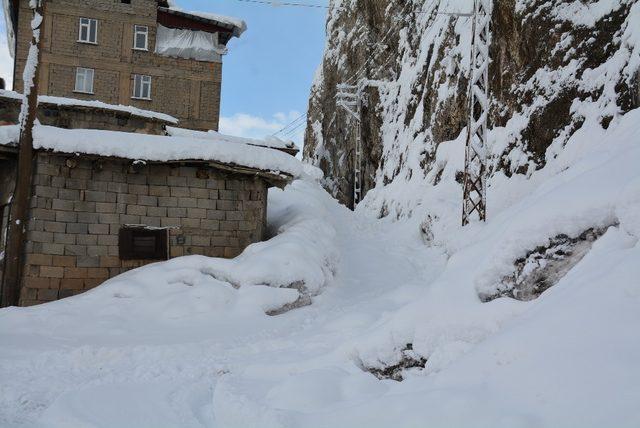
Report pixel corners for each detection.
[164,6,247,37]
[0,125,302,178]
[0,90,179,124]
[166,126,299,153]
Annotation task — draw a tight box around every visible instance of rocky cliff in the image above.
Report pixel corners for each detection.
[304,0,640,213]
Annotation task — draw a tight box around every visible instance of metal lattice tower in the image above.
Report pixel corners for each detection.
[462,0,492,226]
[336,83,363,208]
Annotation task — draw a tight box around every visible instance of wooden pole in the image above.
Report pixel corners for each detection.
[1,1,45,307]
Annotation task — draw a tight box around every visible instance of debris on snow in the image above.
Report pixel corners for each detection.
[360,344,428,382]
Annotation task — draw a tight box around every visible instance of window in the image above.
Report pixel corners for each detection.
[132,74,152,100]
[74,67,94,94]
[119,227,168,260]
[133,25,149,51]
[78,18,98,44]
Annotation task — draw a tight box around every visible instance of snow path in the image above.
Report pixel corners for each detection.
[0,180,446,428]
[1,107,639,426]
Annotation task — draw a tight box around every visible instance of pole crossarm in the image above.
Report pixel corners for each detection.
[462,0,491,226]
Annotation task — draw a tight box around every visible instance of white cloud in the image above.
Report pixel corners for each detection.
[0,25,13,89]
[219,111,305,144]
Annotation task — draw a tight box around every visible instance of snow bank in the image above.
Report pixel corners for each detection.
[0,89,179,123]
[155,24,225,62]
[0,124,303,178]
[167,126,298,152]
[165,5,247,38]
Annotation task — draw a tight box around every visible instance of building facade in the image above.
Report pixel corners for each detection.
[0,142,290,306]
[8,0,244,131]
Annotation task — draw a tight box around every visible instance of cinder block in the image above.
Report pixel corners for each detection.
[160,217,182,227]
[42,243,66,255]
[201,219,220,231]
[126,205,147,216]
[77,255,101,268]
[44,221,67,233]
[88,223,110,235]
[207,210,225,220]
[178,197,197,208]
[84,190,106,202]
[67,223,88,234]
[117,193,137,204]
[220,221,239,231]
[87,245,109,257]
[99,213,120,224]
[29,230,54,243]
[24,276,52,289]
[187,208,206,219]
[64,245,87,256]
[55,210,77,223]
[58,189,80,201]
[129,185,149,195]
[219,190,238,200]
[158,197,178,207]
[100,256,121,268]
[35,185,59,198]
[120,214,140,224]
[77,234,98,245]
[98,235,119,246]
[26,253,53,266]
[77,212,100,223]
[138,195,158,207]
[171,187,190,198]
[64,267,88,279]
[167,176,187,187]
[147,206,167,217]
[52,199,74,211]
[96,202,116,213]
[60,278,85,290]
[52,255,76,267]
[54,233,76,245]
[181,218,201,228]
[40,266,64,278]
[107,182,129,193]
[37,288,60,301]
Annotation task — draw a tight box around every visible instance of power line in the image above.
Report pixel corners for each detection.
[232,0,328,9]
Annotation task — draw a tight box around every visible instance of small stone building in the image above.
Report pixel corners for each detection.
[0,122,299,307]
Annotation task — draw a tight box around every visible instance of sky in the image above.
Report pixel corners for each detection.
[0,0,328,143]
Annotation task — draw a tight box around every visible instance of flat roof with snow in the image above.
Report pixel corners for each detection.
[0,125,302,185]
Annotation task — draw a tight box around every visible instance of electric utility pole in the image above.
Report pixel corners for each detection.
[336,83,364,209]
[1,0,45,307]
[462,0,491,226]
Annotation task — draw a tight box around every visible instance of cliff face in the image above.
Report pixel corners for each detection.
[304,0,640,213]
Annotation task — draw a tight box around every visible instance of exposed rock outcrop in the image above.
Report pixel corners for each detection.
[305,0,639,210]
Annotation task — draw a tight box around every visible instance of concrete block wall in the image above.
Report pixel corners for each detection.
[18,152,268,306]
[0,96,170,134]
[13,0,224,131]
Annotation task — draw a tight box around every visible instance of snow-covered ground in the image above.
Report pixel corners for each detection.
[1,108,639,427]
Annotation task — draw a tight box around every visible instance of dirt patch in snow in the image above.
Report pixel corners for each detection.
[480,227,609,302]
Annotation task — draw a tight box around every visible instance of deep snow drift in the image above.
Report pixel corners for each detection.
[1,108,640,427]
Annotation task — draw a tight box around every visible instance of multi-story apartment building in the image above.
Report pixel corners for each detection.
[4,0,245,131]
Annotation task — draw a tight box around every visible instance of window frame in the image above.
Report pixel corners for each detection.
[78,17,98,44]
[133,25,149,51]
[74,67,95,94]
[132,74,152,100]
[118,226,169,261]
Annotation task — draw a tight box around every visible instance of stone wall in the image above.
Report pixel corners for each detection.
[17,152,268,306]
[13,0,222,131]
